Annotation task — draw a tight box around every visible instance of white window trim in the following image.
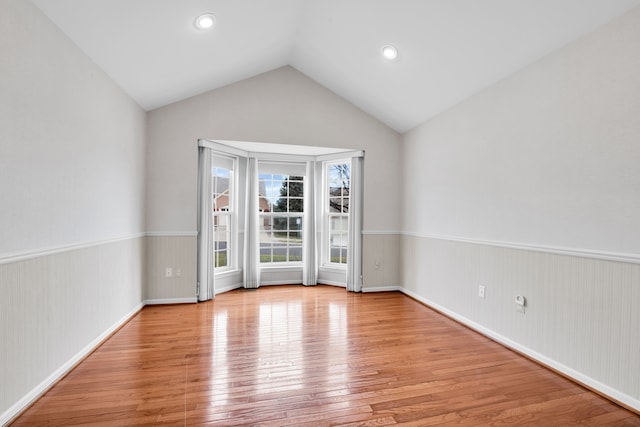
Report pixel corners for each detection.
[198,139,364,289]
[212,152,238,274]
[321,159,351,269]
[257,168,305,267]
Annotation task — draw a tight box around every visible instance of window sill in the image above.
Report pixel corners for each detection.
[320,264,347,271]
[260,264,303,272]
[214,268,242,278]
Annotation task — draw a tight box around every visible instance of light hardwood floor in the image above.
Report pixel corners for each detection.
[10,285,640,426]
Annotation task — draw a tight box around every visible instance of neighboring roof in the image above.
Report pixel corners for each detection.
[31,0,640,132]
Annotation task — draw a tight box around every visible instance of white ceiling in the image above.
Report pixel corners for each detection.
[32,0,640,133]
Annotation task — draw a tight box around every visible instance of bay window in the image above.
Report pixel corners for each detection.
[198,139,363,296]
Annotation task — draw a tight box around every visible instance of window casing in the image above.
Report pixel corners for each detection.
[324,160,351,267]
[212,154,236,271]
[258,165,304,264]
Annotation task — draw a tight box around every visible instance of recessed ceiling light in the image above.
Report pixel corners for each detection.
[381,45,398,60]
[195,13,216,30]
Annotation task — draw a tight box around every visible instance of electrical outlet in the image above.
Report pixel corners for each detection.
[165,267,173,278]
[515,295,526,314]
[175,268,182,278]
[478,285,486,299]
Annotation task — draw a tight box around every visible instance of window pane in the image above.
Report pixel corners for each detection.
[257,170,304,265]
[329,197,342,213]
[259,230,273,244]
[259,214,304,264]
[215,250,228,268]
[213,168,231,211]
[272,245,287,262]
[329,168,342,188]
[330,216,348,232]
[213,211,231,269]
[328,164,350,211]
[260,215,273,229]
[211,156,235,271]
[330,232,347,247]
[340,248,348,264]
[288,179,303,196]
[325,161,351,267]
[289,217,302,231]
[341,196,349,213]
[289,245,302,262]
[260,246,272,263]
[289,231,302,241]
[273,217,288,232]
[289,197,304,212]
[273,199,287,212]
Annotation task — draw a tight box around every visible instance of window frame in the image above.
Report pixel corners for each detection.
[257,169,305,266]
[322,159,351,269]
[211,153,238,273]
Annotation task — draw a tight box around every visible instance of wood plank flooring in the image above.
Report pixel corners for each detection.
[10,285,640,426]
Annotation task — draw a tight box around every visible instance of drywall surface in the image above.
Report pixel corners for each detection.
[402,7,640,256]
[0,0,146,258]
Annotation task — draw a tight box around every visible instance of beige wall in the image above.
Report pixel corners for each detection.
[400,6,640,410]
[402,7,640,255]
[0,0,146,421]
[0,2,146,257]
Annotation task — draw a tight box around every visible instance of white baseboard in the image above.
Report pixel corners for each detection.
[399,287,640,413]
[143,297,197,305]
[362,285,401,293]
[1,303,144,426]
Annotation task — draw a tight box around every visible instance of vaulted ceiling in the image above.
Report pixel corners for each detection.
[32,0,640,133]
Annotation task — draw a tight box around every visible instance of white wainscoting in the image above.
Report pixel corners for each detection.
[145,234,197,302]
[214,270,243,295]
[362,232,402,290]
[318,267,346,287]
[0,236,145,425]
[144,232,404,296]
[401,233,640,412]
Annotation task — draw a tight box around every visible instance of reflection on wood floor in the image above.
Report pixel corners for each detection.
[10,285,640,426]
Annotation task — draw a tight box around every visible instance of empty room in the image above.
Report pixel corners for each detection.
[1,0,640,425]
